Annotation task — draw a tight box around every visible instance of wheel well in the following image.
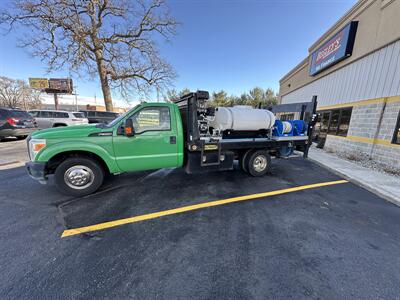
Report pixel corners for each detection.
[53,123,67,127]
[46,151,110,174]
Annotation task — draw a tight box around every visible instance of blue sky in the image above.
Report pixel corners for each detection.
[0,0,356,104]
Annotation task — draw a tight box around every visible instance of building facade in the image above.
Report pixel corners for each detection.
[279,0,400,172]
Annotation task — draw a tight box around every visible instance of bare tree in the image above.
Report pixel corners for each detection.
[0,76,42,109]
[1,0,178,111]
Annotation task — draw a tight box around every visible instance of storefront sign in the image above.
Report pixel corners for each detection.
[309,21,358,76]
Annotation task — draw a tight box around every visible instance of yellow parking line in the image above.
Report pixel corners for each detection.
[61,180,348,238]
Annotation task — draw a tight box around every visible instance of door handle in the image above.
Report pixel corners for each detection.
[170,136,176,144]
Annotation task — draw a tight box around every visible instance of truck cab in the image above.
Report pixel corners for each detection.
[26,102,185,196]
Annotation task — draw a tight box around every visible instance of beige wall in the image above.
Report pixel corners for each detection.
[279,0,400,100]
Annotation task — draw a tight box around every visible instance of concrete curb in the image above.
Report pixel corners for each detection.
[308,157,400,207]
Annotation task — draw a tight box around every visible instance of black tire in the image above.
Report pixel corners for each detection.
[53,124,67,127]
[239,149,252,173]
[16,135,28,140]
[316,138,326,149]
[54,157,104,197]
[247,150,271,177]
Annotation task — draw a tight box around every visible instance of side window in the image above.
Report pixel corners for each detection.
[40,111,53,118]
[88,111,96,117]
[29,111,39,117]
[130,107,171,134]
[393,111,400,145]
[54,112,69,118]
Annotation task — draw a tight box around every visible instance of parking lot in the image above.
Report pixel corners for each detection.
[1,140,400,299]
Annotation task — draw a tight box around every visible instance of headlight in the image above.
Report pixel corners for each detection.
[29,139,46,160]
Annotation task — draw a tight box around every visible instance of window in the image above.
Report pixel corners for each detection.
[29,111,39,117]
[104,112,118,118]
[9,110,32,119]
[129,107,170,133]
[54,112,69,118]
[97,111,115,118]
[328,110,340,134]
[73,113,85,118]
[393,111,400,145]
[316,107,353,138]
[320,112,330,133]
[280,113,295,121]
[337,108,352,136]
[40,111,53,118]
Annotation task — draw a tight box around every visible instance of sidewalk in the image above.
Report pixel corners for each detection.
[307,147,400,206]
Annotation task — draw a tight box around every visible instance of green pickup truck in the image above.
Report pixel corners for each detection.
[26,91,316,196]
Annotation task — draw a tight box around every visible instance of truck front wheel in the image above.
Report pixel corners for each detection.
[247,150,271,177]
[54,157,104,196]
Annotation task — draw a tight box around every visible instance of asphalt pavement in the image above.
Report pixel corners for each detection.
[0,141,400,299]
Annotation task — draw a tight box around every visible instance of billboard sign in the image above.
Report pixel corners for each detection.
[309,21,358,76]
[48,78,73,94]
[29,78,49,89]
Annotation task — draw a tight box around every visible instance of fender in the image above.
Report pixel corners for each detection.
[35,140,121,173]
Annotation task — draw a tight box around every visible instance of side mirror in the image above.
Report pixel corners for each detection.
[124,119,135,137]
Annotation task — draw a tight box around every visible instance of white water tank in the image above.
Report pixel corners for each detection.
[210,106,276,132]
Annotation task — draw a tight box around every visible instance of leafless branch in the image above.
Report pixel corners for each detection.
[0,0,178,110]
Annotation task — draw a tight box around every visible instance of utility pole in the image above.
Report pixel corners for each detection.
[74,86,78,111]
[54,93,59,110]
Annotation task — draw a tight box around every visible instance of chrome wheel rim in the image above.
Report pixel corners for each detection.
[253,155,267,172]
[64,165,95,190]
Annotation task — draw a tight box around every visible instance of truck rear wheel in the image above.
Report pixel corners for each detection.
[239,149,252,173]
[247,150,271,177]
[54,157,104,196]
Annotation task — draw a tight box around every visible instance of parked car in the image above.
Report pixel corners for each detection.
[80,110,119,124]
[0,107,37,140]
[28,110,88,129]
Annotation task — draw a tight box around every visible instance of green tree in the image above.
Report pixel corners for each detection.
[248,87,265,107]
[264,88,278,107]
[205,87,278,108]
[247,87,278,107]
[210,90,232,107]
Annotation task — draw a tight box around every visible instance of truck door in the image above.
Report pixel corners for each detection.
[113,106,179,172]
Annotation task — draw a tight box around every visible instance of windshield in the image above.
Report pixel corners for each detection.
[102,105,139,128]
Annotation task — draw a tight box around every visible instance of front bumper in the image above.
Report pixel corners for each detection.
[26,161,47,184]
